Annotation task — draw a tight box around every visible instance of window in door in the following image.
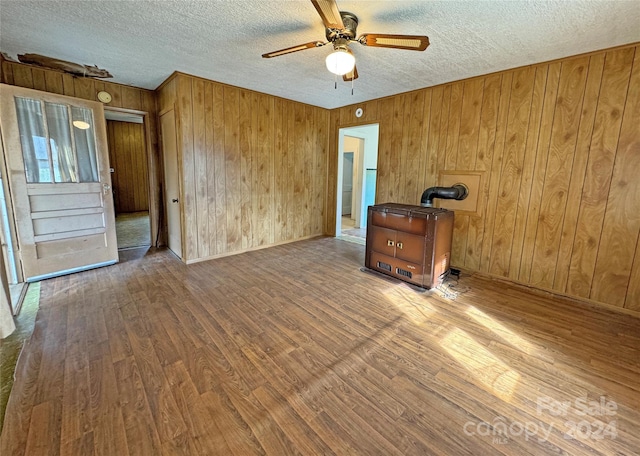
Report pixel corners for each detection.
[14,96,99,184]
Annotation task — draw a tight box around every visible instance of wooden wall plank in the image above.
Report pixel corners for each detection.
[375,98,395,203]
[314,108,328,237]
[44,71,64,95]
[12,63,34,87]
[250,93,260,244]
[1,60,15,84]
[398,94,412,203]
[465,74,501,270]
[489,67,536,277]
[104,125,151,212]
[454,78,484,265]
[402,91,425,204]
[121,86,143,111]
[388,95,405,202]
[238,90,253,250]
[417,89,433,195]
[566,48,634,298]
[530,58,589,288]
[285,102,296,239]
[553,54,605,291]
[303,105,313,237]
[61,74,75,96]
[158,77,177,113]
[223,86,242,252]
[508,66,548,280]
[141,91,161,246]
[31,69,47,92]
[457,79,484,170]
[212,84,227,255]
[293,103,305,239]
[436,85,452,176]
[518,63,560,282]
[274,99,286,242]
[325,109,338,235]
[203,82,217,255]
[192,79,209,258]
[444,83,463,171]
[257,94,274,246]
[177,76,197,259]
[590,47,639,306]
[106,83,123,108]
[73,78,94,101]
[424,87,444,190]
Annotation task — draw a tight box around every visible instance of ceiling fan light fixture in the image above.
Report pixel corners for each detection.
[325,49,355,76]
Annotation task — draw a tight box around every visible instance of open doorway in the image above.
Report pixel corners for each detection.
[104,110,151,250]
[336,124,379,244]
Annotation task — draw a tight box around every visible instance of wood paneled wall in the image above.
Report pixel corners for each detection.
[329,44,640,312]
[0,59,163,245]
[157,73,329,262]
[106,120,150,213]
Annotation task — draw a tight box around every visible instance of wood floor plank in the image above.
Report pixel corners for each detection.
[2,238,639,455]
[112,356,163,456]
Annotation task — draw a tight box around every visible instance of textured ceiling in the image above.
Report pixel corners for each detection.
[1,1,639,109]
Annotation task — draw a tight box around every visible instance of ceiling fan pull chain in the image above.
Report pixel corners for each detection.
[335,73,337,90]
[351,77,354,95]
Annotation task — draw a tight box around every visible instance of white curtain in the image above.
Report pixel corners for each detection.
[45,102,77,183]
[15,97,49,183]
[72,107,99,182]
[15,98,98,184]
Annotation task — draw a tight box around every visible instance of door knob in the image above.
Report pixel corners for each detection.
[397,242,404,249]
[387,240,395,246]
[172,198,179,203]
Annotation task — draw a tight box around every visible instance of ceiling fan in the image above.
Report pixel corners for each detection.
[262,0,430,82]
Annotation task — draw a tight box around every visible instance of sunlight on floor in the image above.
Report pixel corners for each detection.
[440,328,520,401]
[465,306,540,357]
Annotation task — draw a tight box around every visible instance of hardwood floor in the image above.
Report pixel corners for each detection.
[1,237,639,455]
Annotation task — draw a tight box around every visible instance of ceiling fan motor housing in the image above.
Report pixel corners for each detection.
[325,11,358,42]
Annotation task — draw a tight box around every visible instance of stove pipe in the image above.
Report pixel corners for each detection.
[420,184,468,207]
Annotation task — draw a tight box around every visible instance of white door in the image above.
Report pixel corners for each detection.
[342,152,354,216]
[0,84,117,281]
[160,110,182,258]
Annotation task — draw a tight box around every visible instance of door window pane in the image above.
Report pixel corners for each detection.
[14,97,52,183]
[45,102,76,183]
[14,97,101,184]
[71,107,99,182]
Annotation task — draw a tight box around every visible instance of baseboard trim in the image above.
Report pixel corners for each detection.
[184,234,325,265]
[455,266,640,318]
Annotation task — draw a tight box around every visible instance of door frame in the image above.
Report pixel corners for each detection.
[158,106,183,259]
[335,124,380,235]
[0,124,24,284]
[104,106,159,247]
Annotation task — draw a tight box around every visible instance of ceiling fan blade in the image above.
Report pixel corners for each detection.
[343,65,358,81]
[262,41,326,58]
[311,0,345,29]
[358,34,430,51]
